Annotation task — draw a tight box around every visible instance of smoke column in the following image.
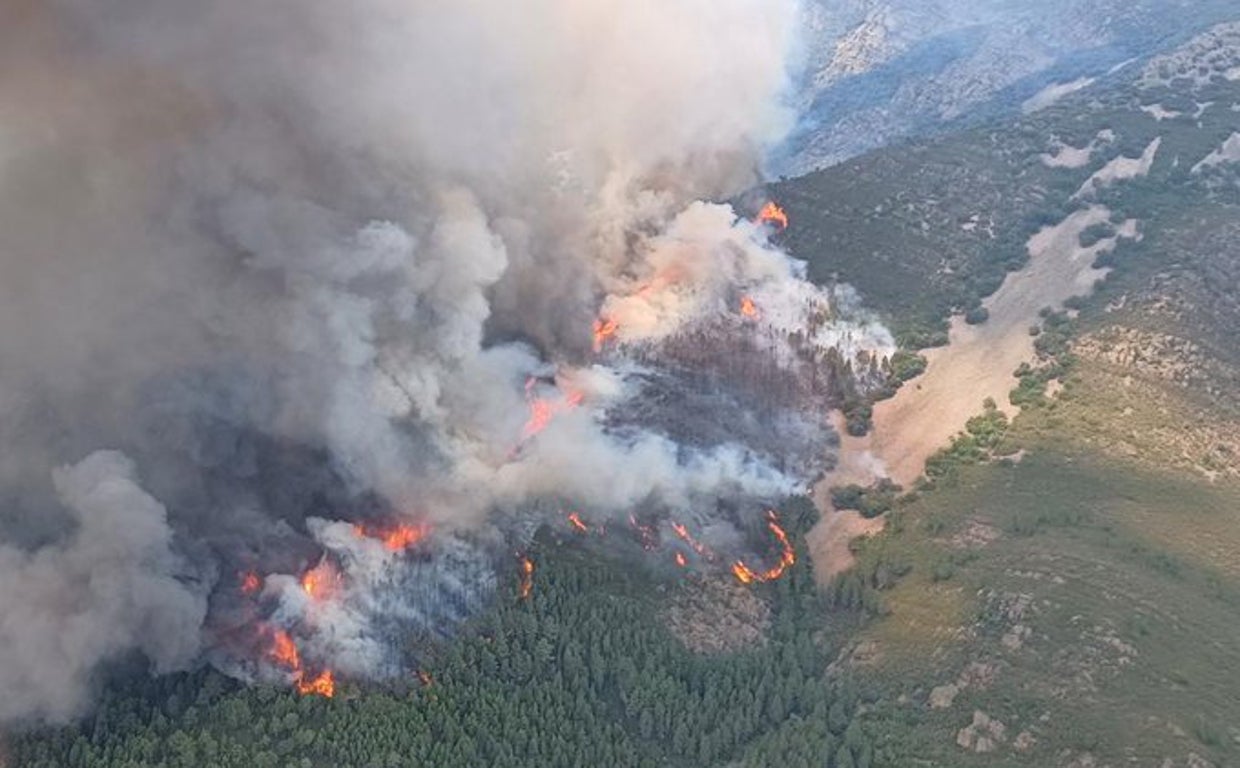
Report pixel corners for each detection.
[0,0,892,722]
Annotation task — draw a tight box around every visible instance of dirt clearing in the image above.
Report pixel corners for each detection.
[810,206,1139,577]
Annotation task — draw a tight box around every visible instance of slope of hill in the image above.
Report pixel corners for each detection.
[780,0,1240,174]
[778,22,1240,766]
[11,20,1240,768]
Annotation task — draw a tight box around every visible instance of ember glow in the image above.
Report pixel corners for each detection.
[731,512,796,584]
[266,627,301,670]
[740,295,759,319]
[567,512,590,533]
[592,317,619,353]
[517,556,535,599]
[352,521,430,552]
[263,627,335,698]
[240,571,262,595]
[300,558,341,600]
[671,521,715,561]
[295,670,336,698]
[674,552,687,568]
[519,377,585,443]
[629,515,658,551]
[757,201,789,230]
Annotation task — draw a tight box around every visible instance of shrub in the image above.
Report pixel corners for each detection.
[964,306,990,325]
[1078,221,1116,248]
[889,350,928,382]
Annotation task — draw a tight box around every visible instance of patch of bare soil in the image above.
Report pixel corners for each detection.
[806,411,887,583]
[806,504,886,583]
[809,207,1134,579]
[863,206,1133,488]
[868,207,1133,486]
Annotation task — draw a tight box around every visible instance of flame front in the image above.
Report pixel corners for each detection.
[674,552,687,567]
[671,521,715,561]
[567,511,589,533]
[517,555,535,599]
[353,521,429,552]
[300,558,340,600]
[739,295,759,319]
[629,514,657,551]
[592,317,619,353]
[731,511,796,584]
[295,669,335,698]
[519,377,585,443]
[756,201,789,230]
[263,627,335,698]
[266,627,302,669]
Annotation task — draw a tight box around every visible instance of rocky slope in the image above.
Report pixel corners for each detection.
[777,0,1240,175]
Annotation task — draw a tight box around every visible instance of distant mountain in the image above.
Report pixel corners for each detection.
[775,0,1240,175]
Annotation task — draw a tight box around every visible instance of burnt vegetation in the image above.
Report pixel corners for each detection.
[13,500,888,768]
[628,316,892,445]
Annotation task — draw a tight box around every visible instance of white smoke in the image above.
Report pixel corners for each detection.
[0,0,896,719]
[0,452,207,724]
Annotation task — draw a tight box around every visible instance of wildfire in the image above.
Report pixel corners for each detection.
[670,521,715,561]
[262,626,335,698]
[674,552,687,568]
[629,514,657,551]
[567,511,589,533]
[757,201,789,230]
[731,511,796,585]
[352,521,429,552]
[517,555,535,599]
[266,627,301,669]
[520,377,585,442]
[592,317,619,353]
[739,295,759,319]
[300,558,340,600]
[239,570,262,595]
[295,669,336,698]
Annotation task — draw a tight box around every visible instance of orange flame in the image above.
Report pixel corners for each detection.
[674,552,687,568]
[757,201,789,230]
[592,317,619,353]
[671,521,715,561]
[240,571,262,595]
[295,669,335,698]
[629,514,657,551]
[267,628,301,669]
[517,555,535,599]
[731,511,796,584]
[262,626,334,697]
[353,521,429,551]
[264,628,336,697]
[567,511,589,533]
[520,377,585,442]
[300,558,340,600]
[740,296,759,319]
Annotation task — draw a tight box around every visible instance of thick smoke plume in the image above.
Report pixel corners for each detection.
[0,0,893,721]
[0,452,208,723]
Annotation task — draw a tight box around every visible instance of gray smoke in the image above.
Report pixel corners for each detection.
[0,0,894,721]
[0,451,207,724]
